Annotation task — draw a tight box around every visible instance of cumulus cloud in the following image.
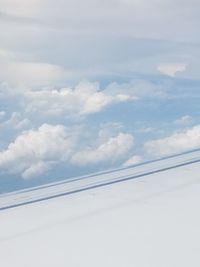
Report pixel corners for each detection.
[1,112,30,130]
[123,155,142,167]
[0,112,30,144]
[0,124,76,178]
[0,123,135,178]
[25,81,137,117]
[157,63,187,77]
[145,125,200,157]
[71,133,134,166]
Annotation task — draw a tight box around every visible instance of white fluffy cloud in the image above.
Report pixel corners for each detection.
[25,81,137,116]
[145,125,200,157]
[123,155,142,167]
[0,123,135,178]
[71,133,134,166]
[1,112,30,130]
[0,124,76,178]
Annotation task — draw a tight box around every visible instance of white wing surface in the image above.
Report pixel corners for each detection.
[0,150,200,267]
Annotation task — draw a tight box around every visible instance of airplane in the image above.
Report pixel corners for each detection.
[0,148,200,267]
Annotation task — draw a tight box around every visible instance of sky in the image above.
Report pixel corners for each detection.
[0,0,200,192]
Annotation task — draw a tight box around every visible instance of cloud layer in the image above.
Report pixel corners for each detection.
[0,0,200,192]
[0,123,135,179]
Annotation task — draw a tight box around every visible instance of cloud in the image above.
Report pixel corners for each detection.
[157,63,187,77]
[25,81,137,117]
[0,124,76,178]
[145,125,200,157]
[0,48,66,87]
[106,80,167,99]
[0,111,5,120]
[122,155,142,167]
[174,115,193,126]
[1,0,199,45]
[1,0,200,75]
[0,123,134,178]
[71,133,134,166]
[0,0,42,17]
[0,0,200,191]
[0,112,30,130]
[22,161,50,178]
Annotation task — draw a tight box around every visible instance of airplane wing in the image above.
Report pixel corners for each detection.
[0,150,200,267]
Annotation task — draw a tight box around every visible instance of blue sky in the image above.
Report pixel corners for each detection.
[0,0,200,192]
